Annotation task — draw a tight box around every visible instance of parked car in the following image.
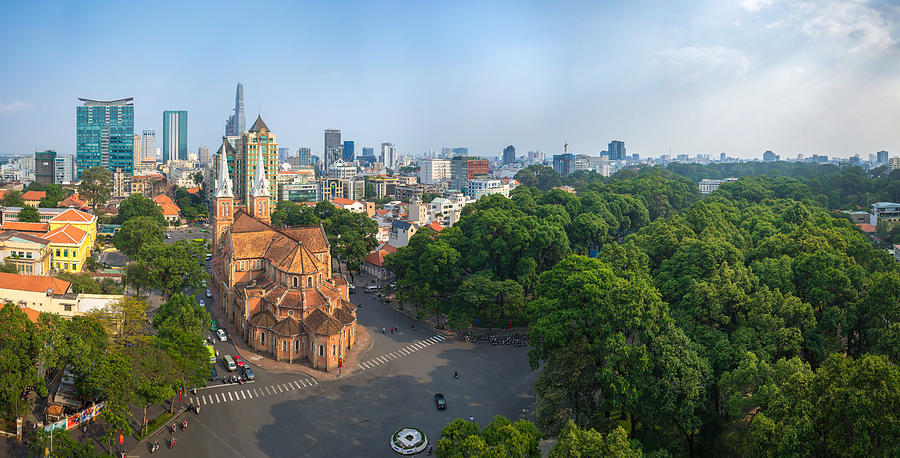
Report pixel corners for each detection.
[434,393,446,410]
[217,328,227,342]
[233,355,244,368]
[348,284,356,294]
[206,289,212,298]
[242,366,254,380]
[199,299,205,307]
[210,366,218,381]
[210,320,218,331]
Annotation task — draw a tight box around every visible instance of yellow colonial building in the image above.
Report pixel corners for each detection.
[41,224,90,272]
[49,208,97,249]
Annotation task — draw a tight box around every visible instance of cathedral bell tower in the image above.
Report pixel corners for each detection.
[212,139,235,256]
[249,148,271,224]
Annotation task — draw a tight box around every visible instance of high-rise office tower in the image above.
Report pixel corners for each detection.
[163,111,188,162]
[213,116,278,207]
[278,147,291,162]
[502,145,515,164]
[35,150,57,186]
[141,129,156,161]
[225,83,245,136]
[381,142,397,170]
[55,156,76,184]
[198,146,210,164]
[450,156,489,191]
[608,140,626,160]
[133,135,141,167]
[343,140,355,162]
[877,150,889,164]
[298,147,312,166]
[324,129,342,171]
[76,97,134,178]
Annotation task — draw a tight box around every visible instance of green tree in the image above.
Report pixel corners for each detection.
[115,194,166,226]
[1,190,25,207]
[0,303,45,417]
[549,421,643,458]
[30,427,99,457]
[38,184,67,208]
[0,262,18,273]
[153,293,210,412]
[437,416,540,458]
[77,166,112,213]
[365,183,376,199]
[17,205,40,222]
[191,172,204,186]
[139,240,206,298]
[270,201,321,227]
[115,216,165,257]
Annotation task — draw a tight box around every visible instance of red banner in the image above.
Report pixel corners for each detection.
[119,431,124,444]
[338,357,343,368]
[179,390,183,402]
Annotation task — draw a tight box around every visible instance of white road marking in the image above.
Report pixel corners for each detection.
[293,381,302,389]
[265,386,272,395]
[246,390,252,399]
[241,390,246,400]
[435,335,445,341]
[310,378,318,385]
[228,392,233,401]
[254,388,261,397]
[214,393,220,403]
[201,396,207,405]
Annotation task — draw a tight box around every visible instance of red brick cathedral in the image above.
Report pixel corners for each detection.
[209,139,356,371]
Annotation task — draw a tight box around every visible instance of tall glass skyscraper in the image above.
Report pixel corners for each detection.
[162,110,188,162]
[324,129,342,171]
[343,140,355,162]
[225,83,245,136]
[76,97,134,178]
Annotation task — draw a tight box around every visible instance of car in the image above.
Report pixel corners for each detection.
[233,355,244,368]
[206,289,212,298]
[210,320,218,331]
[434,393,446,410]
[199,299,205,306]
[242,366,254,380]
[202,280,207,287]
[217,328,227,342]
[165,234,171,239]
[348,284,356,294]
[210,366,218,381]
[223,355,237,372]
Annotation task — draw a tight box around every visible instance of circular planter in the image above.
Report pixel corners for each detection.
[390,427,428,455]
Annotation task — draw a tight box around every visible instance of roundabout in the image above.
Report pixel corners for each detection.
[391,427,428,455]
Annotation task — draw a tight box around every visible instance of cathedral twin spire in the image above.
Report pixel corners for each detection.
[252,147,270,198]
[215,138,234,198]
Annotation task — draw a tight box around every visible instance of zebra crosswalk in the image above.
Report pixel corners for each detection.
[356,334,446,371]
[195,376,318,407]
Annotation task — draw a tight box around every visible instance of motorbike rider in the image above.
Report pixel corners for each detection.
[183,419,188,430]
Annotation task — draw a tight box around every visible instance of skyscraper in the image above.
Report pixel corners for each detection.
[298,147,312,166]
[198,146,209,164]
[35,150,57,186]
[141,129,156,161]
[877,150,889,164]
[502,145,516,164]
[162,110,188,162]
[76,97,134,178]
[278,147,291,162]
[213,116,278,207]
[133,134,141,167]
[381,142,397,170]
[225,83,245,136]
[324,129,342,171]
[608,140,626,160]
[343,140,355,162]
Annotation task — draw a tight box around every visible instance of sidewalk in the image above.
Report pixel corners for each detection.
[206,295,373,381]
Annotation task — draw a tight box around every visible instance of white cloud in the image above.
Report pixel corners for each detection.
[656,46,750,84]
[0,100,31,113]
[740,0,775,12]
[744,0,897,53]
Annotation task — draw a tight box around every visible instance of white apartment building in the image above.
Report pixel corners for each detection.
[698,177,738,195]
[466,179,514,199]
[55,156,76,184]
[428,192,475,227]
[327,160,358,180]
[419,159,451,184]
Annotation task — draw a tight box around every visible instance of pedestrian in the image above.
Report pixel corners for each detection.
[382,327,385,334]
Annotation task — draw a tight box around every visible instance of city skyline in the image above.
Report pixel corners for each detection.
[1,1,899,158]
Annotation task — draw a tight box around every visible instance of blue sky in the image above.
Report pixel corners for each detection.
[1,0,898,159]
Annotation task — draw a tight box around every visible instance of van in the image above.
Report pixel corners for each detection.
[365,285,379,293]
[223,355,237,372]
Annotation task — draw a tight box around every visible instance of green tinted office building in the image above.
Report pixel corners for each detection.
[162,110,188,162]
[76,97,134,178]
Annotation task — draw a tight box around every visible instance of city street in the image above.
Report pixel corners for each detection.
[139,276,538,457]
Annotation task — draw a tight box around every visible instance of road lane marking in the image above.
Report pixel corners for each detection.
[214,393,220,403]
[246,390,252,399]
[254,388,261,396]
[378,356,388,363]
[293,381,301,389]
[282,384,289,391]
[265,386,272,395]
[228,392,233,401]
[241,390,246,399]
[435,335,445,341]
[201,396,207,405]
[310,378,318,385]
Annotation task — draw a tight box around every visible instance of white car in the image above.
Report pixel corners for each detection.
[198,299,205,307]
[206,289,212,298]
[217,328,227,342]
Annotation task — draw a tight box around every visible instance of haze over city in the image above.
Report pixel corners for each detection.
[1,0,899,158]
